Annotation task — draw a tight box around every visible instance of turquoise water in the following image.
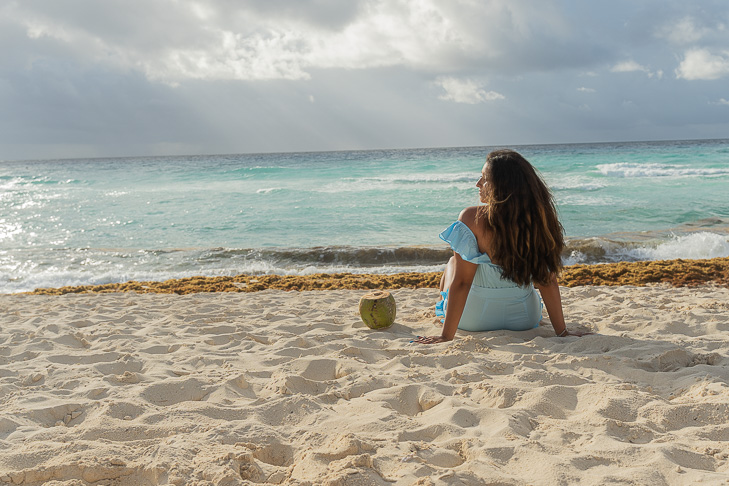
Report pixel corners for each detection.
[2,139,729,293]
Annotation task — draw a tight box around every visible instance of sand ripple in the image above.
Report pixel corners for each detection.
[0,286,728,484]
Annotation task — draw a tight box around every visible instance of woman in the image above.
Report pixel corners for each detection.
[414,149,589,344]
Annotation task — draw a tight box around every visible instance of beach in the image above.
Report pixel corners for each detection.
[2,261,729,485]
[5,0,729,482]
[2,141,729,484]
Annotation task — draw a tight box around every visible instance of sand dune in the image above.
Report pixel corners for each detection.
[1,286,728,485]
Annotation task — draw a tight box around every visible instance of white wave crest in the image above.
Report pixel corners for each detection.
[551,183,606,191]
[314,173,476,193]
[597,163,729,178]
[563,232,729,265]
[634,232,729,261]
[351,173,477,184]
[0,261,446,294]
[549,175,606,192]
[256,187,281,194]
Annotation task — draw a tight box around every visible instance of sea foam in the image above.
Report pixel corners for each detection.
[634,232,729,261]
[564,232,729,265]
[597,163,729,178]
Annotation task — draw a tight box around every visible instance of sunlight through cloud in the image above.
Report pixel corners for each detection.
[435,77,504,104]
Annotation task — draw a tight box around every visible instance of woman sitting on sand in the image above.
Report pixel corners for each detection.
[414,149,589,344]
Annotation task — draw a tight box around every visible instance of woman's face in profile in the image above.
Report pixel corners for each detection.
[477,163,489,203]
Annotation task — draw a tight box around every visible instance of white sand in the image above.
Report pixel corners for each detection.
[1,286,728,485]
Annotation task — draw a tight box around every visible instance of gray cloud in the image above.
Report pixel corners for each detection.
[1,0,728,160]
[2,0,619,82]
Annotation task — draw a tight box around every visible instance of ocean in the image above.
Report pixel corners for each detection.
[2,139,729,293]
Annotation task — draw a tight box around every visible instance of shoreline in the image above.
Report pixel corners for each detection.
[23,256,729,295]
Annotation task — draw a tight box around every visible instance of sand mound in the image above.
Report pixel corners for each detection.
[1,286,728,484]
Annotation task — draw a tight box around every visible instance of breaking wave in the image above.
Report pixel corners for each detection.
[4,232,729,293]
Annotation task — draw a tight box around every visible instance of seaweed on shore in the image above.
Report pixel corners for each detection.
[560,257,729,287]
[26,257,729,295]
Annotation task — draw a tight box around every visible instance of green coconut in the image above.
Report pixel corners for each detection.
[359,290,397,329]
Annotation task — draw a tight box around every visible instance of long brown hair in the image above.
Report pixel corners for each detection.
[477,149,564,286]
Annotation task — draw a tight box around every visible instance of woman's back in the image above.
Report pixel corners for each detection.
[439,214,526,290]
[438,213,540,332]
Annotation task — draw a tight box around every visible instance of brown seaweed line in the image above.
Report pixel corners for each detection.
[24,257,729,295]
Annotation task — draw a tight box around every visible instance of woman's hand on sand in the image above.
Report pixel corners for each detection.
[411,335,450,344]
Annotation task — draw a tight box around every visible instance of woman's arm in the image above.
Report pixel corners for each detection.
[534,275,590,337]
[414,251,477,344]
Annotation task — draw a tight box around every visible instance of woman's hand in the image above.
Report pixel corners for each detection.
[411,335,451,344]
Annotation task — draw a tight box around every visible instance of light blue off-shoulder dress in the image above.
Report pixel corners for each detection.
[436,221,543,332]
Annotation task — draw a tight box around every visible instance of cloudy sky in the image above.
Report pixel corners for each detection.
[2,0,729,160]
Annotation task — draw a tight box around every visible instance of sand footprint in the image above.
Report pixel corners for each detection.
[604,419,656,444]
[261,372,328,397]
[46,351,122,365]
[237,440,295,469]
[290,434,381,483]
[139,344,179,354]
[103,400,147,421]
[141,377,210,406]
[95,355,144,376]
[52,331,92,349]
[368,384,445,417]
[23,402,85,428]
[0,417,20,440]
[472,384,524,408]
[213,373,257,400]
[252,394,322,427]
[414,444,465,468]
[636,347,720,372]
[640,401,729,432]
[397,423,467,442]
[260,357,359,399]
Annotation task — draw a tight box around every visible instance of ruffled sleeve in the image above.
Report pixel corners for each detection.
[439,221,493,265]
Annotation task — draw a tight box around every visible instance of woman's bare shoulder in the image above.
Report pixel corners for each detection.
[458,206,484,231]
[458,206,492,253]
